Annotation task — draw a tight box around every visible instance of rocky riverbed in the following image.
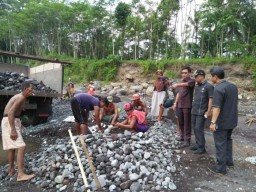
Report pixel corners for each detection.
[0,94,256,192]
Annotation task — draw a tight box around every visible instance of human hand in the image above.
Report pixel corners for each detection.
[114,123,120,128]
[172,103,177,110]
[171,84,177,89]
[210,124,216,132]
[10,129,18,140]
[205,111,212,118]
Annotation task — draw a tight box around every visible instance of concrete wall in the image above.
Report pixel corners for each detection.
[30,63,63,93]
[0,63,29,75]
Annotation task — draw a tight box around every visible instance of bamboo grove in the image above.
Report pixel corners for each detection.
[0,0,256,61]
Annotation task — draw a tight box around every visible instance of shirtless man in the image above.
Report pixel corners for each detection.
[131,94,148,115]
[1,82,35,181]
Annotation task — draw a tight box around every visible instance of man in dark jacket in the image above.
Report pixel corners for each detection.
[208,66,238,175]
[191,70,214,154]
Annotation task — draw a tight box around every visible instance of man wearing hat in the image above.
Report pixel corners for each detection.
[131,94,148,116]
[191,69,214,154]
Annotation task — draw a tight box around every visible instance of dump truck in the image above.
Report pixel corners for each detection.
[0,50,72,125]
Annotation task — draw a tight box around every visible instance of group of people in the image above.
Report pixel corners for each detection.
[70,92,149,135]
[151,66,238,175]
[1,65,238,182]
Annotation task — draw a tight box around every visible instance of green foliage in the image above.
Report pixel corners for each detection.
[60,55,121,84]
[115,2,131,27]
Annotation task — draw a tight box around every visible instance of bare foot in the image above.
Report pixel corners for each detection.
[8,170,15,176]
[17,174,35,182]
[100,128,104,133]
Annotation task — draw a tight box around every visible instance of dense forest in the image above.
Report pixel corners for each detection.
[0,0,256,61]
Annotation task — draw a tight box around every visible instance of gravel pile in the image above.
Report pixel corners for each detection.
[0,96,184,191]
[0,119,181,192]
[0,71,58,93]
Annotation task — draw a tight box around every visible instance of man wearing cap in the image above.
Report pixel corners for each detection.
[208,66,238,175]
[99,96,119,125]
[115,103,149,133]
[191,69,214,154]
[172,66,195,147]
[70,93,104,135]
[131,94,148,116]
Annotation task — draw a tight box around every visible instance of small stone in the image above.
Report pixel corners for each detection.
[91,175,106,191]
[109,184,116,191]
[123,146,133,155]
[168,181,177,190]
[130,182,142,192]
[129,173,140,181]
[116,171,124,178]
[156,185,162,191]
[59,185,67,191]
[54,175,64,184]
[120,180,132,190]
[40,181,49,188]
[143,152,151,159]
[111,159,119,167]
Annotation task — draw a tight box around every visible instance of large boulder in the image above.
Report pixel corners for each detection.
[93,81,103,90]
[146,86,154,96]
[130,85,143,92]
[110,82,122,87]
[141,82,149,89]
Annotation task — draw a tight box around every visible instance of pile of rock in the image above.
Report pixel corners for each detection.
[0,72,58,93]
[0,120,180,192]
[93,82,154,97]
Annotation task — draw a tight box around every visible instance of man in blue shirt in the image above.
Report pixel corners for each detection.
[70,93,104,135]
[208,66,238,175]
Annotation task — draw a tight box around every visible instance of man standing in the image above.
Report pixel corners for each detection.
[68,78,75,97]
[1,82,35,181]
[70,93,104,135]
[191,70,214,154]
[172,66,195,147]
[208,66,238,175]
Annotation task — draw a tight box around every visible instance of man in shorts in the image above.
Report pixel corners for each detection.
[1,82,35,181]
[70,93,104,135]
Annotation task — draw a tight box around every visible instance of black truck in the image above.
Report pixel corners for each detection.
[0,90,58,125]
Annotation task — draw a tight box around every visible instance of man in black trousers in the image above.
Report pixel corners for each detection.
[172,66,195,148]
[208,66,238,175]
[191,69,214,154]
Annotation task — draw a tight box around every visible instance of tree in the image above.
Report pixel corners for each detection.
[114,2,131,60]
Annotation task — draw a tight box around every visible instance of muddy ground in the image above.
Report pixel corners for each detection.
[1,97,256,192]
